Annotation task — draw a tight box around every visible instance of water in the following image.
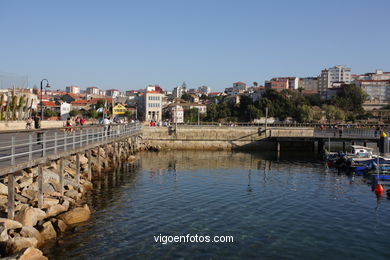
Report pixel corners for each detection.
[45,150,390,260]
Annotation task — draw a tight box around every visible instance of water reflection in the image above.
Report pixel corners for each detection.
[44,151,390,260]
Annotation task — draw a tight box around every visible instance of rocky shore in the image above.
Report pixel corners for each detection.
[0,137,157,259]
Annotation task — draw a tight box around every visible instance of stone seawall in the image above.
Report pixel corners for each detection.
[142,127,314,151]
[0,137,143,259]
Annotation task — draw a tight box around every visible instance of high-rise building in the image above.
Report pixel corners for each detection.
[86,86,100,95]
[66,85,80,94]
[318,65,351,100]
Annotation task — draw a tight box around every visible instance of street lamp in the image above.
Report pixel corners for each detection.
[40,79,50,119]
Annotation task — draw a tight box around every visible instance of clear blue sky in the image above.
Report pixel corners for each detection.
[1,0,390,91]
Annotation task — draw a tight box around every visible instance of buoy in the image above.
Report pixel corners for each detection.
[375,184,384,197]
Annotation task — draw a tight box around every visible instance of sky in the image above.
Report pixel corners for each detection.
[1,0,390,92]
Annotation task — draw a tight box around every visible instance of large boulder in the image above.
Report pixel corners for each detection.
[20,226,43,247]
[45,204,67,218]
[0,182,8,195]
[57,204,91,225]
[16,247,48,260]
[64,190,80,200]
[7,237,38,254]
[40,221,56,241]
[0,223,9,242]
[15,207,46,226]
[42,198,59,209]
[56,219,67,233]
[0,218,23,229]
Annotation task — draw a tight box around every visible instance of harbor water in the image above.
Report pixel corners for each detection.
[45,150,390,259]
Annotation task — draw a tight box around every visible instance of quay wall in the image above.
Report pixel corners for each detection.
[142,127,315,151]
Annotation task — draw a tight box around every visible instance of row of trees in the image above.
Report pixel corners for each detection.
[202,85,369,123]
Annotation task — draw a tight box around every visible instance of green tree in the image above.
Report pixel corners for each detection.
[295,105,314,123]
[331,84,367,112]
[184,108,198,122]
[206,104,218,122]
[44,109,57,117]
[323,105,345,122]
[96,99,105,108]
[89,109,98,119]
[181,93,191,101]
[69,110,79,117]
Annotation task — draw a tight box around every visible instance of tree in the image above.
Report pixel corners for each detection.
[69,110,79,117]
[89,109,98,119]
[295,105,313,123]
[253,82,258,87]
[206,104,218,122]
[181,93,191,101]
[331,84,367,112]
[184,108,198,122]
[44,109,57,117]
[323,105,345,122]
[96,99,105,108]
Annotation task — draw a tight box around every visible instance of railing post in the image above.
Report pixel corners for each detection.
[97,146,101,176]
[87,149,92,181]
[7,173,15,219]
[76,153,80,184]
[42,132,46,157]
[54,132,58,154]
[86,129,89,145]
[72,130,75,149]
[38,164,43,208]
[11,136,15,165]
[28,134,33,161]
[64,132,67,152]
[59,158,64,195]
[80,130,83,147]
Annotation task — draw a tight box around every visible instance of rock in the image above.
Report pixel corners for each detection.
[81,180,93,191]
[7,237,38,254]
[42,198,59,209]
[58,204,91,225]
[65,184,74,190]
[40,221,56,241]
[0,223,9,242]
[62,199,70,211]
[64,167,76,178]
[0,218,23,229]
[64,190,79,200]
[127,155,137,162]
[56,219,67,233]
[79,155,88,165]
[16,247,48,260]
[0,182,8,195]
[42,183,55,193]
[18,177,33,189]
[0,194,8,207]
[46,204,66,218]
[15,203,29,213]
[21,189,37,201]
[15,207,46,227]
[15,194,29,204]
[20,226,43,246]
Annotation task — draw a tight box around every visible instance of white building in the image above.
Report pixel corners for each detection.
[86,86,100,95]
[288,77,299,90]
[60,102,71,120]
[354,70,390,103]
[171,105,184,123]
[66,85,80,94]
[106,89,120,98]
[173,85,186,98]
[318,65,351,100]
[145,85,163,122]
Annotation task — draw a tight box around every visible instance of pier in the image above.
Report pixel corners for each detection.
[0,124,142,219]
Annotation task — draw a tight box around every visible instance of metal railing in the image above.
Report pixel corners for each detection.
[313,128,377,139]
[0,123,142,168]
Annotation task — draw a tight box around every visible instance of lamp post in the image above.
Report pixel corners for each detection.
[40,79,50,119]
